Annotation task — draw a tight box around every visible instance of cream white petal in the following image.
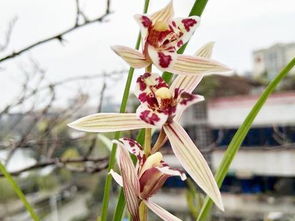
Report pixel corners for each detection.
[111,45,150,68]
[163,121,224,211]
[143,199,182,221]
[68,113,155,133]
[170,42,215,93]
[157,166,187,181]
[109,169,123,187]
[169,54,231,76]
[150,1,174,24]
[114,140,140,220]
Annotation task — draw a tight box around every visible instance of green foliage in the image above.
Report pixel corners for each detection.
[185,178,204,219]
[0,178,17,202]
[37,174,58,191]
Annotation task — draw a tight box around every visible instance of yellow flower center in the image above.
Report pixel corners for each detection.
[155,87,172,99]
[153,21,169,31]
[140,152,163,176]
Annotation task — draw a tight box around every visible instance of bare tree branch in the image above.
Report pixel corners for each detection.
[0,17,17,52]
[0,0,112,64]
[0,157,108,177]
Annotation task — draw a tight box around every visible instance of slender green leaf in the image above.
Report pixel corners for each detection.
[197,57,295,221]
[0,162,40,221]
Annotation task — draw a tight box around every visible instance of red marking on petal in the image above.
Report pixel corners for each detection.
[172,21,176,27]
[158,52,172,68]
[177,40,183,48]
[180,92,195,105]
[142,16,152,28]
[136,76,147,91]
[139,168,168,199]
[182,18,197,32]
[155,77,168,89]
[143,72,151,78]
[138,93,148,102]
[139,110,160,125]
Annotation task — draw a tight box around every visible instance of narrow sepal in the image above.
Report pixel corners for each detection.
[143,199,182,221]
[168,54,231,75]
[163,122,224,211]
[68,113,155,133]
[170,42,215,93]
[114,140,141,219]
[150,1,174,24]
[109,169,123,187]
[111,45,150,68]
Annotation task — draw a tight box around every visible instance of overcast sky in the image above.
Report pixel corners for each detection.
[0,0,295,109]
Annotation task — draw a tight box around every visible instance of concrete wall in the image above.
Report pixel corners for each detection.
[212,149,295,177]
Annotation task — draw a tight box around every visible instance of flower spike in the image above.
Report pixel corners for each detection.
[69,72,224,211]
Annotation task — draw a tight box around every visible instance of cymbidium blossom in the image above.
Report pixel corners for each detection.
[111,1,230,75]
[110,138,185,221]
[68,70,224,210]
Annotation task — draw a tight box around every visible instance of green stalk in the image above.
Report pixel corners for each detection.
[162,0,208,83]
[0,162,40,221]
[100,1,151,221]
[197,57,295,221]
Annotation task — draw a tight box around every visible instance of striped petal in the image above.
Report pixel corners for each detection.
[194,41,215,58]
[68,113,155,133]
[119,138,145,165]
[150,1,174,25]
[163,121,224,211]
[170,42,214,93]
[111,45,150,68]
[143,199,182,221]
[109,169,123,187]
[168,54,230,75]
[114,140,140,220]
[136,104,168,127]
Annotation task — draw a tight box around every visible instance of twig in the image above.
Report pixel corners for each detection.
[0,17,17,52]
[0,157,108,177]
[84,79,107,157]
[0,0,112,64]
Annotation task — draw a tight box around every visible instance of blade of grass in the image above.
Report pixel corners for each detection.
[100,1,151,221]
[197,57,295,221]
[0,162,40,221]
[162,0,208,83]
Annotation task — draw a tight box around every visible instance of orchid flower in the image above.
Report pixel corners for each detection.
[111,1,230,75]
[110,138,185,221]
[68,71,224,210]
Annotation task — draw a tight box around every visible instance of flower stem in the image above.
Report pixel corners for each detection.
[197,57,295,221]
[144,128,152,156]
[101,1,151,221]
[139,201,148,221]
[0,162,40,221]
